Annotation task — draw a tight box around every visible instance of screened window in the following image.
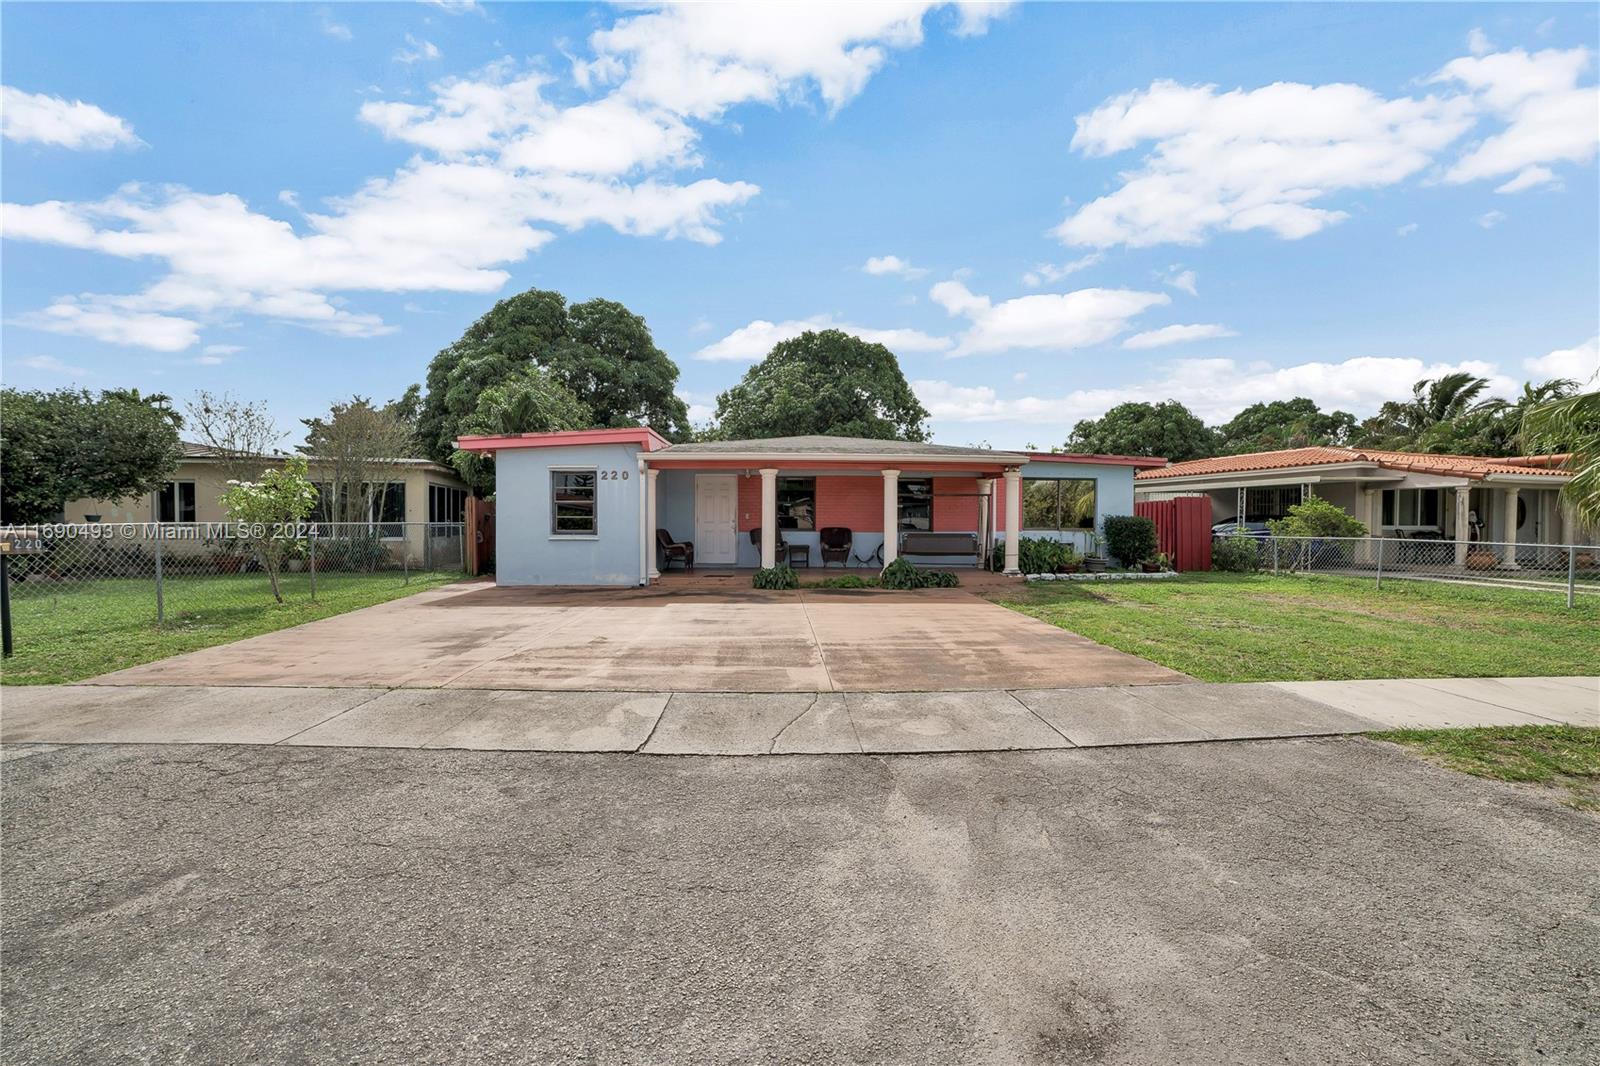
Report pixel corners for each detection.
[364,482,406,538]
[429,484,467,525]
[1021,478,1096,531]
[551,471,597,535]
[1242,486,1301,522]
[1382,489,1441,529]
[156,481,197,523]
[776,478,815,530]
[898,478,933,531]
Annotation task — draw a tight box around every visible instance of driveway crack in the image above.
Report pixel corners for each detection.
[768,694,821,754]
[796,593,838,693]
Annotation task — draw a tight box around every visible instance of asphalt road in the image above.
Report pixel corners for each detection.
[3,739,1596,1065]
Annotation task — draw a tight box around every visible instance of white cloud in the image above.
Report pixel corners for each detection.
[1121,323,1237,349]
[1021,253,1102,287]
[1163,267,1197,296]
[930,279,1169,356]
[1477,209,1506,228]
[3,6,1000,349]
[694,314,951,361]
[18,354,90,377]
[1468,28,1494,58]
[864,254,927,278]
[424,0,480,12]
[914,355,1519,431]
[11,297,200,352]
[1434,45,1600,189]
[395,35,441,64]
[1396,222,1419,236]
[1056,78,1475,248]
[1525,335,1599,385]
[0,86,141,150]
[319,10,352,41]
[202,343,242,355]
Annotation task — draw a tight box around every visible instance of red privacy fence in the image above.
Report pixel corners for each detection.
[1135,497,1212,571]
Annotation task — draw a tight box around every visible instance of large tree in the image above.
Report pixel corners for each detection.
[450,370,592,495]
[299,396,420,523]
[1,388,183,523]
[1215,398,1356,455]
[1522,388,1600,528]
[416,288,689,468]
[184,390,285,485]
[1065,400,1215,462]
[1353,372,1496,449]
[711,329,930,441]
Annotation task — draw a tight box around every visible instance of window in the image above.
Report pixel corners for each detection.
[1382,488,1441,529]
[898,478,933,531]
[551,471,597,535]
[155,481,196,523]
[1021,478,1096,531]
[1242,486,1300,523]
[365,482,406,538]
[429,484,467,525]
[776,478,815,530]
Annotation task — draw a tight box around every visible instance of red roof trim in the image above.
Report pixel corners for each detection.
[454,427,671,454]
[1026,452,1168,469]
[1134,445,1571,482]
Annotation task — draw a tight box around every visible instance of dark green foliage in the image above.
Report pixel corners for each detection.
[1211,533,1262,573]
[1065,400,1214,462]
[712,330,929,441]
[1102,515,1158,567]
[924,570,961,588]
[809,574,878,589]
[752,565,800,590]
[989,536,1081,574]
[1268,497,1369,538]
[878,558,960,589]
[1215,398,1356,454]
[1,387,182,523]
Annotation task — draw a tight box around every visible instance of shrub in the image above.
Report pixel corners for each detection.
[879,557,925,589]
[1102,515,1157,568]
[990,536,1081,573]
[811,574,878,589]
[925,570,961,588]
[1267,497,1368,539]
[752,565,799,590]
[1212,533,1260,573]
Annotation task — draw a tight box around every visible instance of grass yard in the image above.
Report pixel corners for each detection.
[1374,726,1600,810]
[993,573,1600,682]
[1,571,461,685]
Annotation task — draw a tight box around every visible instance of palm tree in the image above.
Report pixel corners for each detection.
[1521,389,1600,527]
[1408,373,1492,428]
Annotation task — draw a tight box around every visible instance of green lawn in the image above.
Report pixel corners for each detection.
[1,571,461,685]
[1373,726,1600,810]
[994,573,1600,682]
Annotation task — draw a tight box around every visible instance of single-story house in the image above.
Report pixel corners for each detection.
[453,429,1165,586]
[64,441,472,564]
[1133,446,1591,559]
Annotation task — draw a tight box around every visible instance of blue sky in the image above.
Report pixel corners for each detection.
[3,1,1597,449]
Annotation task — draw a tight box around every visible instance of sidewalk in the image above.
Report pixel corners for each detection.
[2,677,1593,757]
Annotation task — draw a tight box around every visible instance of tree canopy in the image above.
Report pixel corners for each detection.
[299,396,419,522]
[1065,400,1215,462]
[449,370,592,496]
[1,387,183,523]
[710,329,930,441]
[1215,398,1356,455]
[416,289,689,476]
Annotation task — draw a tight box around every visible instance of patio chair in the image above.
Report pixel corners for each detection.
[819,527,853,567]
[656,528,694,571]
[749,527,805,567]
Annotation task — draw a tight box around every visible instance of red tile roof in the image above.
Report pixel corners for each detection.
[1136,446,1571,482]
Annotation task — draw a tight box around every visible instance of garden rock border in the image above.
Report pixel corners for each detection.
[1026,571,1180,582]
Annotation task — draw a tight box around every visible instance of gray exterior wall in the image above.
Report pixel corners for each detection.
[496,443,644,586]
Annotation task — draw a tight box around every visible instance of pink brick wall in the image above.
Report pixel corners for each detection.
[731,474,984,534]
[815,475,883,532]
[933,477,981,530]
[736,475,761,532]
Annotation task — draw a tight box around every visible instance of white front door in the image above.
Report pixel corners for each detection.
[694,475,739,564]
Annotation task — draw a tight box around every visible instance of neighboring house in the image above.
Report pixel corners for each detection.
[453,429,1164,586]
[64,441,472,564]
[1134,446,1590,556]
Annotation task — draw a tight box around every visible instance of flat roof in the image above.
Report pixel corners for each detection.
[655,435,1027,463]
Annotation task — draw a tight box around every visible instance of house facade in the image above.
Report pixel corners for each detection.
[455,429,1163,586]
[1133,446,1589,559]
[64,442,472,565]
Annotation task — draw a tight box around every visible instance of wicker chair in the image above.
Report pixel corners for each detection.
[819,527,853,567]
[656,529,694,570]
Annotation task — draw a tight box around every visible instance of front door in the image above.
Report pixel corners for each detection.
[694,475,739,564]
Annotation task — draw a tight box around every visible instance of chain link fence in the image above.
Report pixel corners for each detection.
[1231,534,1600,607]
[2,522,466,628]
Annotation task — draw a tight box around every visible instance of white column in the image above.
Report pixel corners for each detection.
[645,466,660,580]
[1454,486,1471,567]
[637,458,649,585]
[976,478,992,563]
[1502,486,1519,567]
[1003,467,1021,574]
[759,468,778,569]
[881,469,900,566]
[1362,488,1378,563]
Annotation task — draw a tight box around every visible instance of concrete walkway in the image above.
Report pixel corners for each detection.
[3,677,1593,756]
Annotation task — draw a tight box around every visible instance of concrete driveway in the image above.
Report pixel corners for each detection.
[4,740,1596,1064]
[86,580,1185,692]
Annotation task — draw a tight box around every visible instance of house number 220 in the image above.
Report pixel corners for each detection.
[598,470,629,480]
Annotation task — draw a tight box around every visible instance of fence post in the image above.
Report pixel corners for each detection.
[1568,545,1577,609]
[154,532,165,625]
[425,524,433,572]
[309,532,318,603]
[1375,537,1383,591]
[403,539,410,586]
[1272,537,1279,576]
